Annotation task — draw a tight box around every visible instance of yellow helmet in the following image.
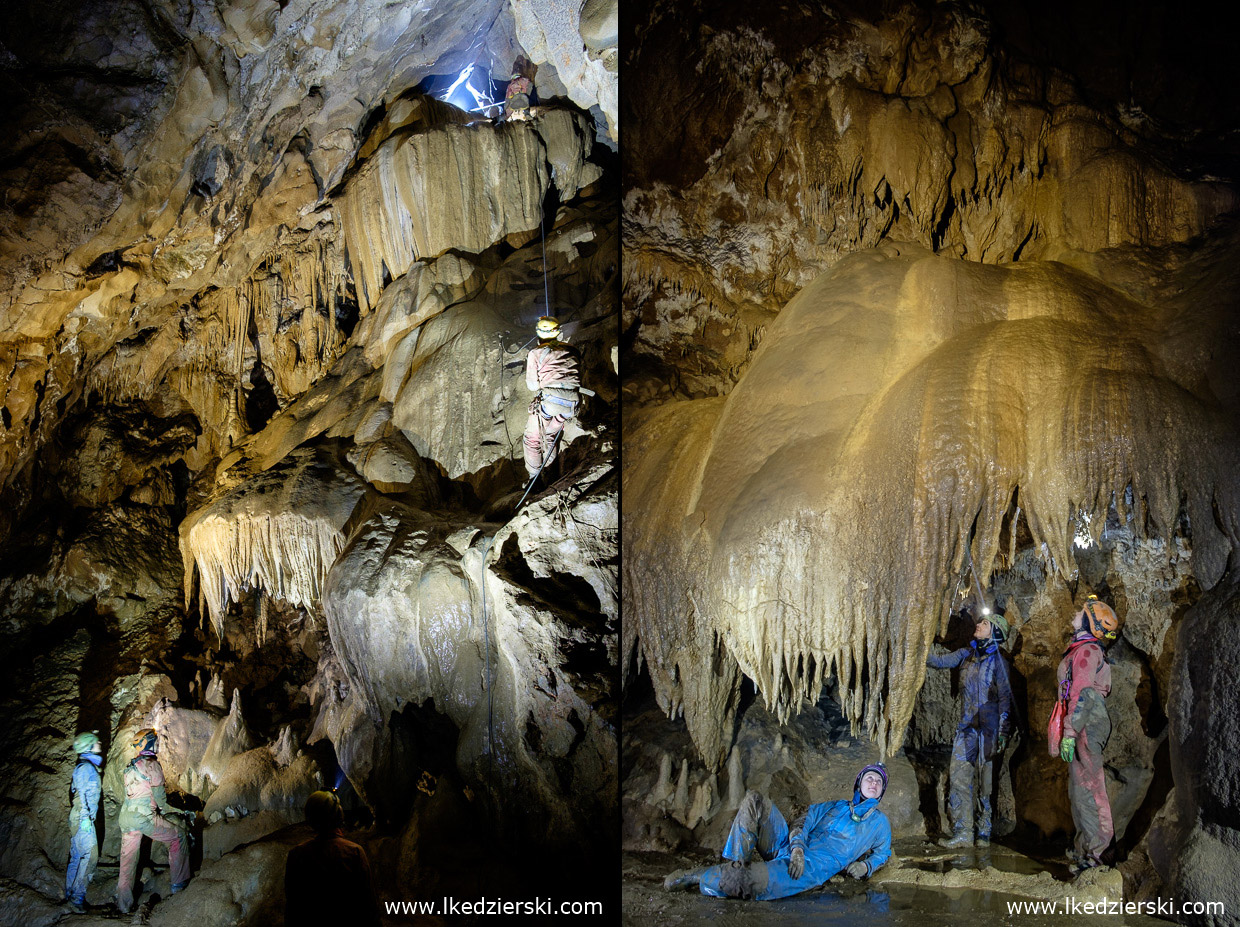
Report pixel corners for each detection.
[131,728,158,754]
[535,316,561,339]
[1081,595,1120,641]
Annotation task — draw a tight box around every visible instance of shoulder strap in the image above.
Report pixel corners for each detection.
[1059,638,1097,700]
[71,760,86,796]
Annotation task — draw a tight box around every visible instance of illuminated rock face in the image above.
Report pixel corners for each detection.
[0,0,617,498]
[627,242,1240,764]
[0,0,617,912]
[622,0,1240,907]
[623,0,1240,396]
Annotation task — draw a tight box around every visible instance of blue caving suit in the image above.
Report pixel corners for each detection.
[65,752,103,905]
[927,637,1014,840]
[700,789,892,900]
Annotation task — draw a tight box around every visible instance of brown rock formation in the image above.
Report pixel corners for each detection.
[0,0,617,920]
[623,1,1240,917]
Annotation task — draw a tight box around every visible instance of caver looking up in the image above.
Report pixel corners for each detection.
[925,605,1015,848]
[664,765,893,900]
[116,728,191,913]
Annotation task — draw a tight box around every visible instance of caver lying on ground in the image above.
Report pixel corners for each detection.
[664,765,893,900]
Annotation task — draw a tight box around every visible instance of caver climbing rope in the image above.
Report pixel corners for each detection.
[477,201,560,775]
[964,529,991,615]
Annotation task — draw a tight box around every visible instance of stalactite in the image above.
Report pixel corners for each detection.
[180,449,365,638]
[625,243,1240,765]
[186,509,350,637]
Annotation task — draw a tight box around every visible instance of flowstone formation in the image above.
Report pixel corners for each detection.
[0,0,617,922]
[623,0,1240,919]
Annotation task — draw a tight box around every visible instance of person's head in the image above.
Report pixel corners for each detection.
[974,607,1009,643]
[1075,595,1120,641]
[72,732,102,756]
[855,764,888,801]
[305,790,344,836]
[131,728,158,756]
[535,316,561,341]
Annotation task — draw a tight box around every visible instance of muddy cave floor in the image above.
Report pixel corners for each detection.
[623,839,1167,926]
[46,820,618,926]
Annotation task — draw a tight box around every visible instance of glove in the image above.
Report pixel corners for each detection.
[1060,735,1076,763]
[996,734,1007,753]
[845,861,869,879]
[787,847,805,880]
[78,818,94,833]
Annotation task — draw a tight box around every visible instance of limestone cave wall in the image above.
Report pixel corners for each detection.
[622,0,1240,919]
[0,0,618,922]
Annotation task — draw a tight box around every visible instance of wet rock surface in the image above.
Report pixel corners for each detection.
[624,840,1161,927]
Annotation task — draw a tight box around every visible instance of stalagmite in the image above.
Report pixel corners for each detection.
[726,746,744,811]
[686,776,714,831]
[649,752,675,807]
[200,689,255,787]
[672,758,690,817]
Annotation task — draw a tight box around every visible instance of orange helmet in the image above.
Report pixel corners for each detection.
[1081,595,1120,641]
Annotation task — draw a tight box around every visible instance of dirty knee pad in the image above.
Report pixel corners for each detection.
[737,791,768,828]
[717,860,757,899]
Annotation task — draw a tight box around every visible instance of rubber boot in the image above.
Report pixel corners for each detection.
[663,866,707,892]
[938,831,973,849]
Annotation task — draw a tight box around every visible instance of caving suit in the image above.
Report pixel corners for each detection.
[927,638,1014,841]
[698,789,892,900]
[1058,631,1113,866]
[505,75,535,114]
[116,751,190,913]
[285,830,381,927]
[523,339,580,477]
[65,752,103,906]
